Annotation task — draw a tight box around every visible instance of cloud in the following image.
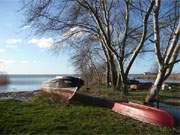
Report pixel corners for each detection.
[5,38,22,45]
[21,25,31,30]
[32,60,38,63]
[28,38,54,48]
[0,59,34,65]
[19,60,39,64]
[0,49,6,53]
[0,59,16,65]
[20,60,29,64]
[64,27,84,38]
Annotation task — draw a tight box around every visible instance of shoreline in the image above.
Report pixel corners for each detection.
[0,90,40,100]
[136,75,180,81]
[1,90,180,106]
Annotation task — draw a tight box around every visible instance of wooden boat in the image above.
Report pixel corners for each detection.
[41,77,175,128]
[41,76,84,100]
[71,94,175,128]
[112,102,175,128]
[130,82,153,90]
[42,87,78,100]
[128,79,140,84]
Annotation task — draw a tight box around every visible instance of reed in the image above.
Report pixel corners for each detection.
[0,73,9,85]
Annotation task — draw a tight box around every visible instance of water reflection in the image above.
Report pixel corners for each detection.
[0,85,9,92]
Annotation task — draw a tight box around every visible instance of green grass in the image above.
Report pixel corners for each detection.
[0,90,174,135]
[79,84,180,103]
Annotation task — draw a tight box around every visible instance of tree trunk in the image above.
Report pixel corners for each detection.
[101,43,118,88]
[106,61,111,87]
[108,53,118,90]
[110,60,118,90]
[121,83,128,96]
[115,73,121,90]
[120,76,128,96]
[145,68,165,105]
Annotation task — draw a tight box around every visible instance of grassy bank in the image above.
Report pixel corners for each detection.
[0,89,177,135]
[79,84,180,103]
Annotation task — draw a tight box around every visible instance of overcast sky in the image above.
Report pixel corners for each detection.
[0,0,179,74]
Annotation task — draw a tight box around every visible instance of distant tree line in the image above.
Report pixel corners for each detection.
[23,0,180,104]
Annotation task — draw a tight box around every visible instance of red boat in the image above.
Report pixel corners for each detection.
[42,87,78,100]
[41,76,175,128]
[112,102,175,128]
[130,82,153,90]
[71,94,175,128]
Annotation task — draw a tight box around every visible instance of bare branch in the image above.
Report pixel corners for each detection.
[153,0,163,65]
[164,19,180,64]
[125,0,155,75]
[120,0,130,60]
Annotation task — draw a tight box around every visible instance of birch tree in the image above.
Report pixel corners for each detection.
[145,0,180,104]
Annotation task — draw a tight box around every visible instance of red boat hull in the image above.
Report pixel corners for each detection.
[112,102,175,128]
[42,87,77,100]
[130,83,153,90]
[42,87,175,128]
[71,94,175,128]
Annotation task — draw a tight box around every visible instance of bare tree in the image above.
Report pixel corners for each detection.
[71,35,106,87]
[23,0,155,95]
[145,0,180,104]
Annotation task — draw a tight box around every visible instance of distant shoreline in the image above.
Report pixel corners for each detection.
[8,74,80,76]
[6,73,180,80]
[136,74,180,81]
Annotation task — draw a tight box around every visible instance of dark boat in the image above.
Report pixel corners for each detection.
[130,82,153,90]
[41,76,84,100]
[127,79,153,90]
[41,76,175,128]
[128,79,140,84]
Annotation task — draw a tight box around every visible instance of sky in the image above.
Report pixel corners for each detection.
[0,0,179,74]
[0,0,75,74]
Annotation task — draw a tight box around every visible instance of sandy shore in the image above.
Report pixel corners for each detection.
[0,90,40,100]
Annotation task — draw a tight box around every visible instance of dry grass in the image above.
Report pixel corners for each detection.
[0,74,9,85]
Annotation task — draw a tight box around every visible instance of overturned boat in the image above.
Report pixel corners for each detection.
[41,76,84,100]
[71,94,175,128]
[41,76,175,128]
[112,101,175,128]
[130,82,153,90]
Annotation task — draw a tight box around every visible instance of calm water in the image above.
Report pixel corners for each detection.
[0,74,79,92]
[0,74,179,93]
[138,79,180,84]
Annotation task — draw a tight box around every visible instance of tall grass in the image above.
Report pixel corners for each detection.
[0,73,9,85]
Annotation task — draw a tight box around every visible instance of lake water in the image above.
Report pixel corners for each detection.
[0,74,179,93]
[0,74,79,93]
[138,79,180,84]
